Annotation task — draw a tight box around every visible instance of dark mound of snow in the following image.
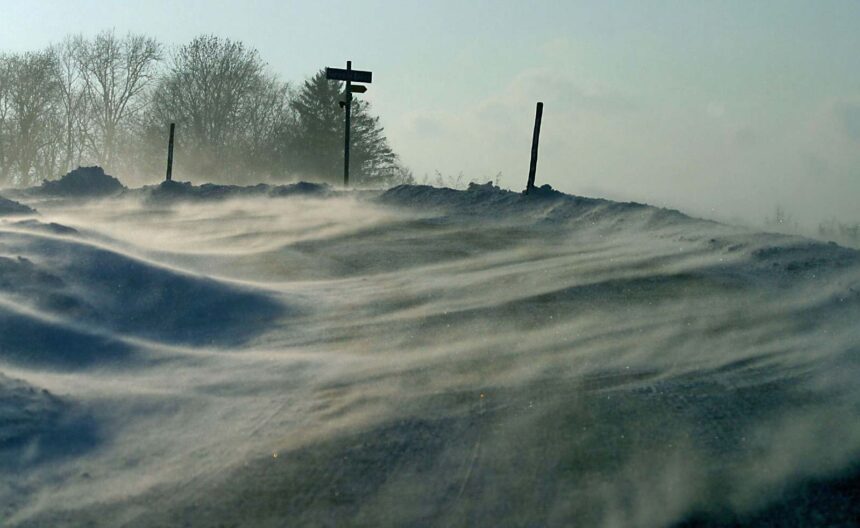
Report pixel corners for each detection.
[9,219,77,235]
[0,195,36,216]
[0,303,135,370]
[0,231,291,349]
[523,183,565,198]
[749,239,860,275]
[0,373,63,447]
[378,182,706,231]
[146,180,268,202]
[380,181,598,210]
[269,181,331,197]
[0,372,100,469]
[35,166,125,198]
[144,180,331,203]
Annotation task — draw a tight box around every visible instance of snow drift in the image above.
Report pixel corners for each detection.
[1,181,859,527]
[0,195,36,216]
[32,166,125,198]
[142,179,331,204]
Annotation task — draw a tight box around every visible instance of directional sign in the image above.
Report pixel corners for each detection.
[326,67,372,83]
[326,60,374,187]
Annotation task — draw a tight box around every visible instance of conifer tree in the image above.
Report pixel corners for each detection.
[285,70,408,186]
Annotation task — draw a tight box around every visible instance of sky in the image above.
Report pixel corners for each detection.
[1,0,859,226]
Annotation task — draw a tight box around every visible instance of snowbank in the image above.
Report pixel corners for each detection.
[142,180,330,203]
[0,195,36,216]
[34,166,125,198]
[379,182,695,230]
[0,373,62,447]
[6,219,77,235]
[0,230,291,354]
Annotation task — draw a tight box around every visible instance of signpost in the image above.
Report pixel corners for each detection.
[325,66,372,83]
[326,61,372,186]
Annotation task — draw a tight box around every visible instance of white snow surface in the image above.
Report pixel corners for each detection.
[1,182,860,526]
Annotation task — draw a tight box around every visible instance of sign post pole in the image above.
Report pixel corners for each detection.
[326,62,372,187]
[344,61,352,187]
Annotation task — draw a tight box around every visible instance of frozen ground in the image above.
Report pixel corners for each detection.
[1,179,860,526]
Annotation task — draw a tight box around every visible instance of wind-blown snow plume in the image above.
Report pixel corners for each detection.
[1,182,859,526]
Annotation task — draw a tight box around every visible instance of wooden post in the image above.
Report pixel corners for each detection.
[526,102,543,193]
[165,123,175,182]
[344,61,352,187]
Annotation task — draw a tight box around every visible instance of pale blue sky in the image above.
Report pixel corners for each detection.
[2,1,859,225]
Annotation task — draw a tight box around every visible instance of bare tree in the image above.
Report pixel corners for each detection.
[239,74,293,178]
[51,35,90,172]
[3,50,62,185]
[0,53,13,182]
[148,35,291,181]
[78,30,162,168]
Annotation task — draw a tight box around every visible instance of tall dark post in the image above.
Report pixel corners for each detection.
[526,102,543,193]
[165,123,175,182]
[344,61,352,187]
[326,61,371,185]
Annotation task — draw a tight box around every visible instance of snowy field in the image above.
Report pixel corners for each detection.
[2,176,860,526]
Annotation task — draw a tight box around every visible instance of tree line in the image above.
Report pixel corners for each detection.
[0,31,411,187]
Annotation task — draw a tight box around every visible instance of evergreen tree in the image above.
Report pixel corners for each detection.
[285,70,409,187]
